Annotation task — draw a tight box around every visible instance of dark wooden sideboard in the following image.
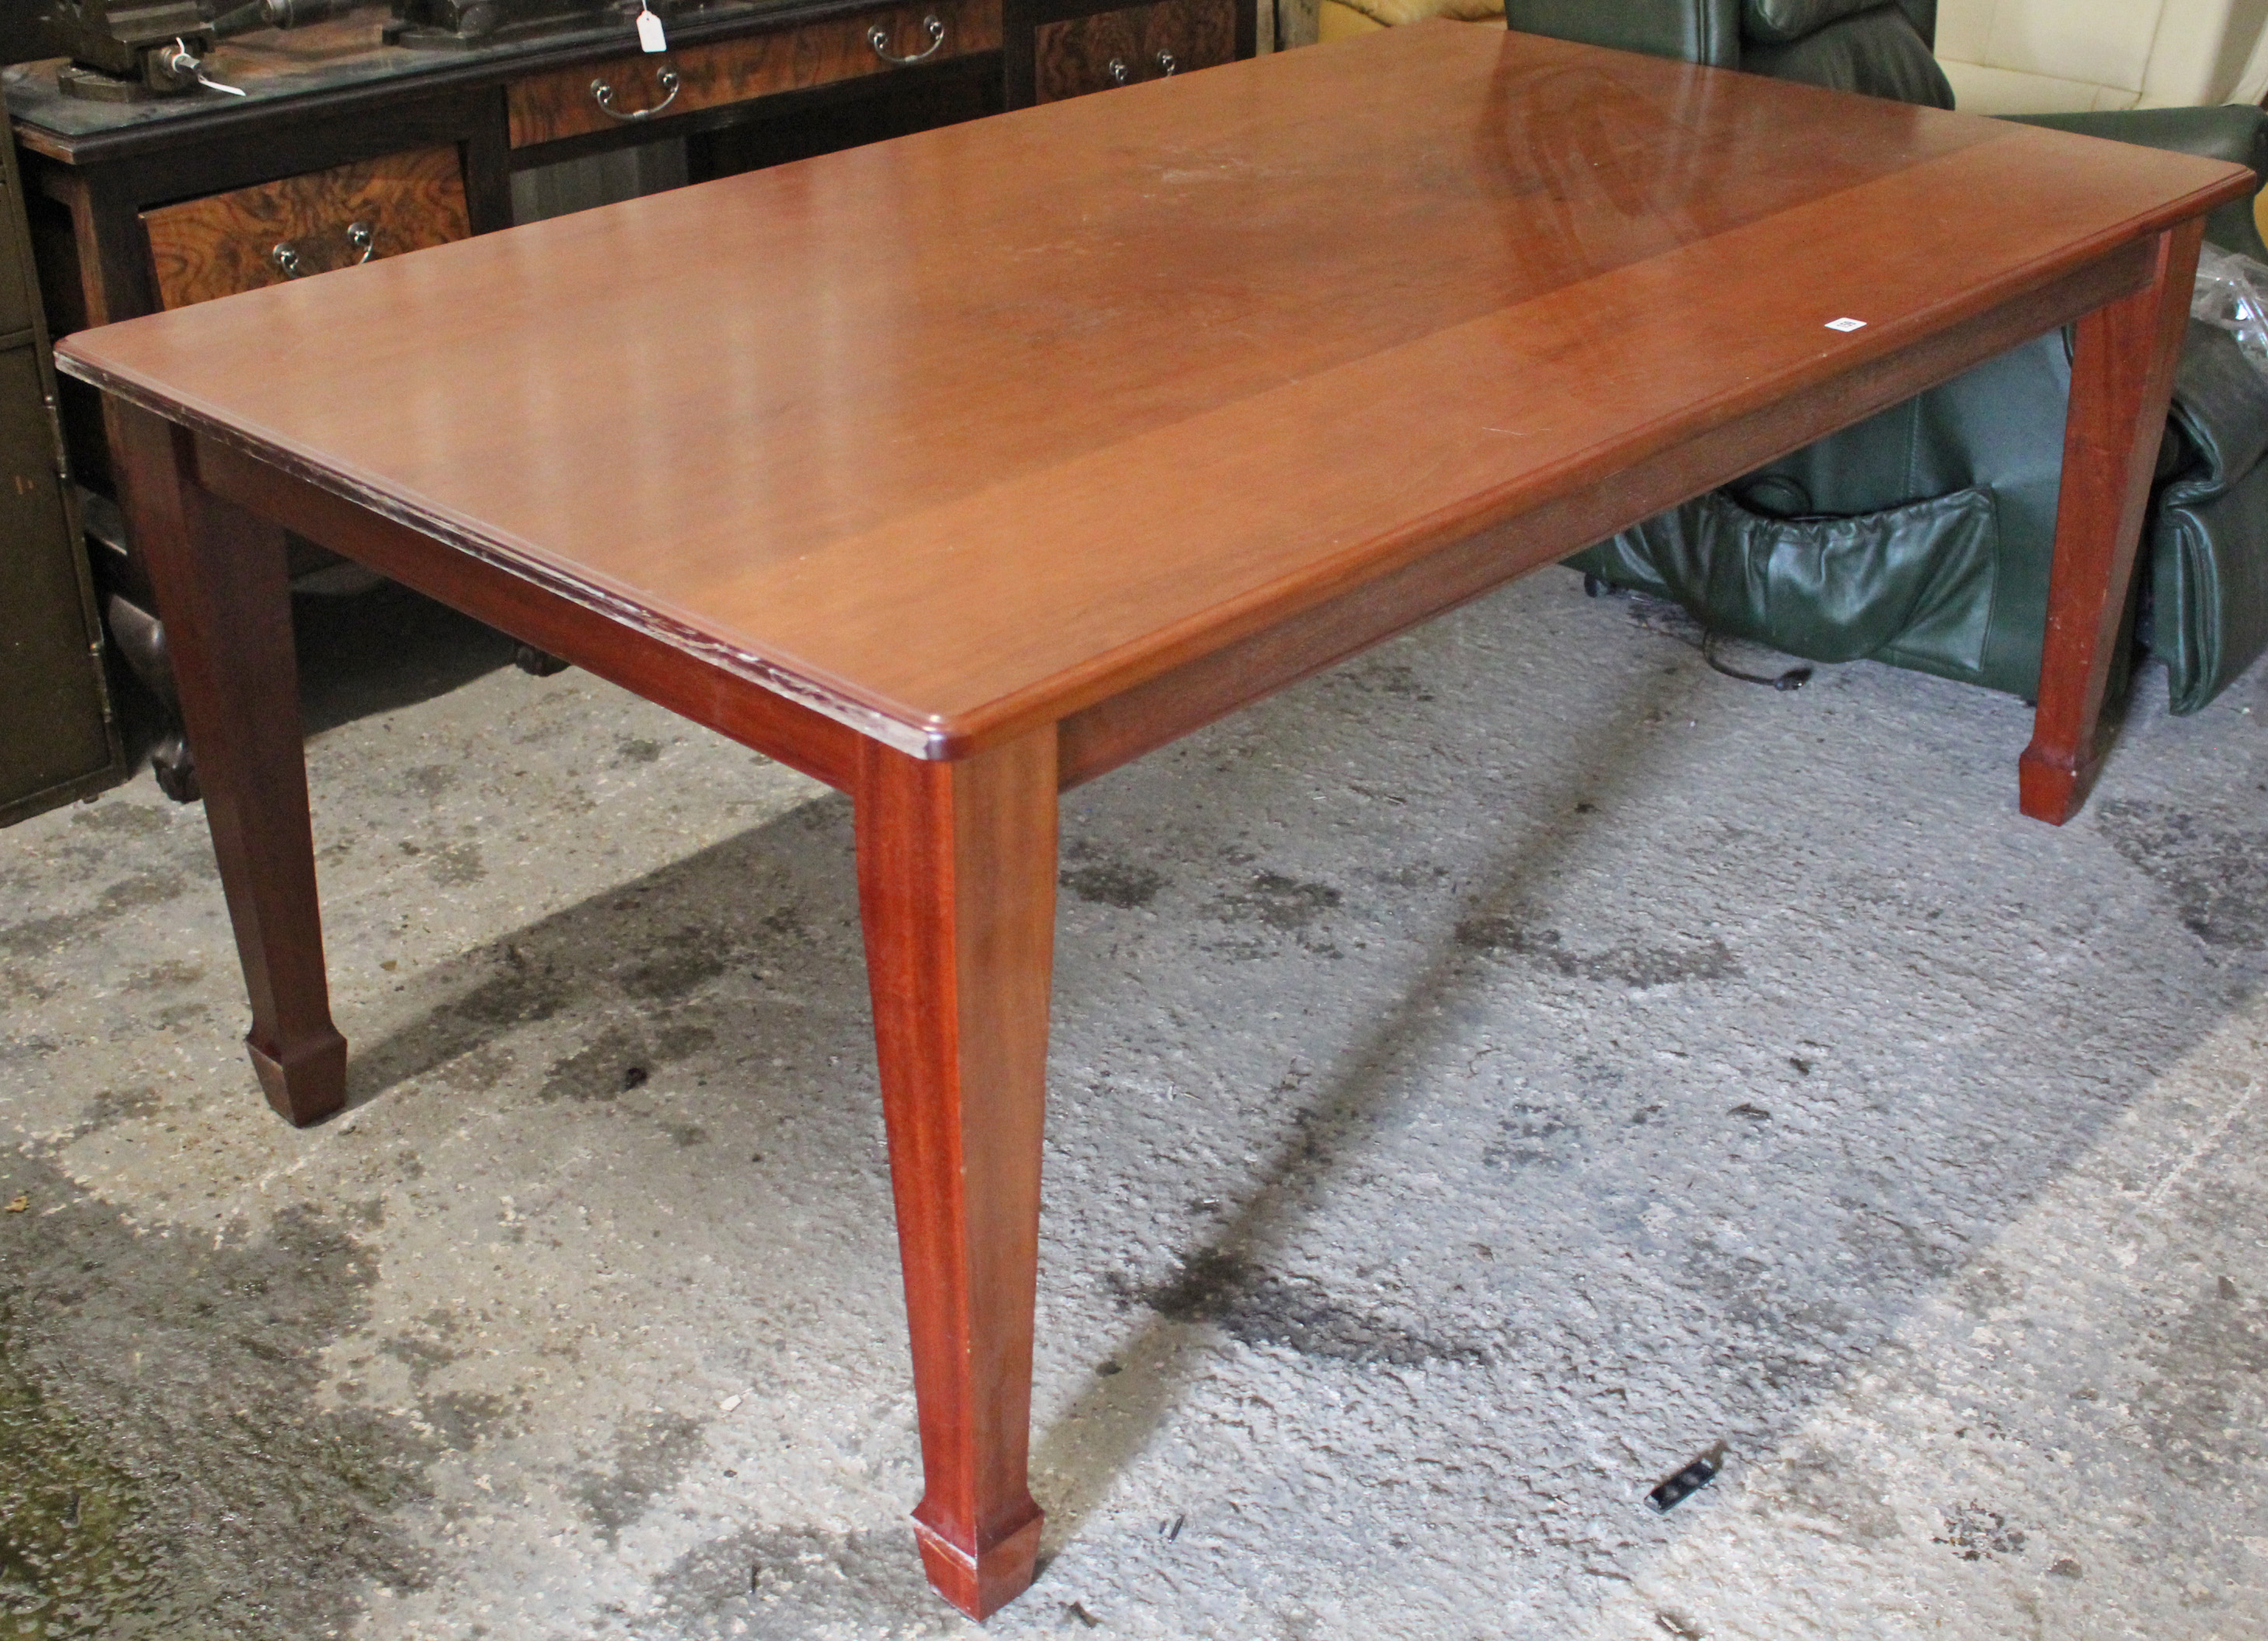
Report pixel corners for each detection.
[1014,0,1251,104]
[0,103,124,827]
[8,0,1253,799]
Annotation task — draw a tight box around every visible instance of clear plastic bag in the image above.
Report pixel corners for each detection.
[2191,243,2268,376]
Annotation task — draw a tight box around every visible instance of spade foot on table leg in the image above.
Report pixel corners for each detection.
[912,1507,1045,1622]
[246,1025,348,1126]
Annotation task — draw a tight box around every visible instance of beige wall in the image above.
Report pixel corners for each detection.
[1937,0,2268,113]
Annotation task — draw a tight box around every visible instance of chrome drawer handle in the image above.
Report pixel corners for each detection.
[1155,49,1177,75]
[270,221,378,280]
[869,14,946,64]
[1107,55,1129,84]
[591,65,681,120]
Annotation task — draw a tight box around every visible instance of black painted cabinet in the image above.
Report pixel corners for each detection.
[0,124,121,827]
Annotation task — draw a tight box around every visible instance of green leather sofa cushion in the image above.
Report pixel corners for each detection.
[2154,320,2268,711]
[1504,0,1935,72]
[1576,484,2001,676]
[1743,5,1954,105]
[1575,317,2268,714]
[1570,331,2072,698]
[1505,0,1741,68]
[2171,309,2268,487]
[1743,0,1881,45]
[2155,467,2268,714]
[1743,0,1935,49]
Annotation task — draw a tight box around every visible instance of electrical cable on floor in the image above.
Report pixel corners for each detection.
[1703,630,1813,693]
[1590,575,1816,693]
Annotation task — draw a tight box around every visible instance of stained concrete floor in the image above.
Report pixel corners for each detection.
[2,571,2265,1639]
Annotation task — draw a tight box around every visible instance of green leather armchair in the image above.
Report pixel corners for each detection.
[1509,0,1950,104]
[1520,0,2268,714]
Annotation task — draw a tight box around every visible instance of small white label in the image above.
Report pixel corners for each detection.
[637,5,668,51]
[1825,316,1867,333]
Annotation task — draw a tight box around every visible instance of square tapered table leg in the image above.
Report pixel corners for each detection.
[854,729,1058,1618]
[2021,218,2205,825]
[112,403,346,1125]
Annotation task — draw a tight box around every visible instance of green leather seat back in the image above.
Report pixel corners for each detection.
[1743,6,1953,105]
[1504,0,1742,68]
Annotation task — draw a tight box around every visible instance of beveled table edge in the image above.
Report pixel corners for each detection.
[54,352,948,759]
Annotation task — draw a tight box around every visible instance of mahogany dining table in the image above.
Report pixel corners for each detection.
[54,19,2251,1619]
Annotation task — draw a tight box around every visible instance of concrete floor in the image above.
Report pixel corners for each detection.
[2,571,2264,1639]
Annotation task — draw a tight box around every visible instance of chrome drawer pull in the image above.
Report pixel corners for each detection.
[1107,55,1130,84]
[591,65,682,120]
[869,14,946,64]
[1155,49,1177,75]
[270,220,379,281]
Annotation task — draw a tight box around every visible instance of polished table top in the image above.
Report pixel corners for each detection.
[58,20,2245,759]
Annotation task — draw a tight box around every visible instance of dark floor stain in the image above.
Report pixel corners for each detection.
[619,930,734,1003]
[124,960,204,994]
[347,941,581,1098]
[2095,799,2268,948]
[381,1322,466,1388]
[2134,1283,2268,1484]
[1454,920,1741,988]
[66,804,167,838]
[1207,873,1343,933]
[1935,1503,2027,1561]
[1482,1102,1579,1169]
[403,763,459,800]
[617,738,666,766]
[342,811,865,1108]
[1112,1249,1489,1367]
[426,841,485,889]
[1671,1203,1971,1398]
[0,871,190,965]
[0,1157,434,1639]
[539,1022,718,1105]
[1335,660,1437,703]
[1062,860,1167,910]
[572,1411,707,1545]
[71,1088,161,1141]
[417,1390,517,1452]
[645,1524,959,1639]
[1767,1444,1900,1544]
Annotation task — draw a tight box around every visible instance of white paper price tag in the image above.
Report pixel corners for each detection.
[637,5,668,51]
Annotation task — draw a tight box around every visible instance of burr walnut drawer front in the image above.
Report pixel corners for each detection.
[1034,0,1234,102]
[140,145,473,312]
[506,0,1004,148]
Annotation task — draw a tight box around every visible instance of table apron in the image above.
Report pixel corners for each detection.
[193,435,864,791]
[188,233,2157,791]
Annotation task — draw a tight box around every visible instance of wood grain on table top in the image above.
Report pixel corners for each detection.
[54,22,2252,755]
